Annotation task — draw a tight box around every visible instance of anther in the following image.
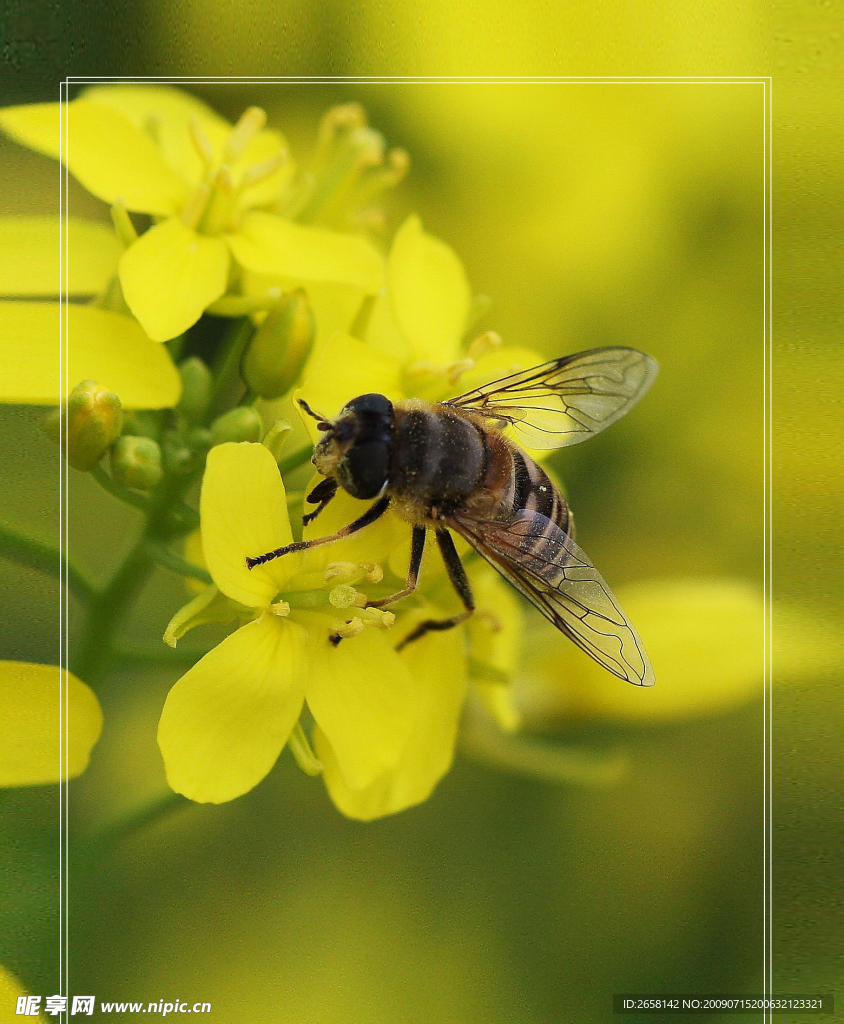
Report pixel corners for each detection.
[271,600,291,617]
[467,331,503,361]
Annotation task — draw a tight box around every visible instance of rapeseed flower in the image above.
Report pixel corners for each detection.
[0,85,385,343]
[295,214,547,425]
[159,441,521,819]
[158,441,419,805]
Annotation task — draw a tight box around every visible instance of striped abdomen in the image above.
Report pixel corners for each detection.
[494,440,573,536]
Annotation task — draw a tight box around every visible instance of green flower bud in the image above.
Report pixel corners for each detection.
[209,406,263,446]
[261,418,292,461]
[184,426,212,452]
[177,357,213,423]
[110,435,163,491]
[62,380,124,471]
[242,290,315,400]
[121,409,161,439]
[41,408,62,444]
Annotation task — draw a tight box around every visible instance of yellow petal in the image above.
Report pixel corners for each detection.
[301,617,416,791]
[81,83,231,187]
[296,331,403,442]
[387,214,471,364]
[315,604,467,819]
[0,216,120,297]
[119,218,229,341]
[229,212,384,293]
[529,579,765,724]
[0,100,188,216]
[0,965,37,1020]
[0,301,181,408]
[157,615,307,803]
[0,661,102,787]
[201,442,297,606]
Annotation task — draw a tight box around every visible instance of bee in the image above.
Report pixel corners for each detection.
[247,347,658,686]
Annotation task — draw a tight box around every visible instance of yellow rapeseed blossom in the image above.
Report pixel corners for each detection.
[0,85,385,342]
[158,442,421,805]
[516,579,768,726]
[296,214,546,427]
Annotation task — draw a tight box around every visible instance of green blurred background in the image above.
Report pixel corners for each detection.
[1,2,841,1022]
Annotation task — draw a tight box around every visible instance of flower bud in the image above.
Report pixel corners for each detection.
[242,290,315,400]
[63,380,123,471]
[209,406,263,446]
[110,435,163,491]
[261,418,292,461]
[177,357,212,423]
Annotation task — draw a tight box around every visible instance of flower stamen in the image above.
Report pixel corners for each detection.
[189,116,216,169]
[225,106,267,163]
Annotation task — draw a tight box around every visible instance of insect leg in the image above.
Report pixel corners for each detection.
[366,526,426,608]
[246,496,391,568]
[302,477,338,527]
[396,530,475,650]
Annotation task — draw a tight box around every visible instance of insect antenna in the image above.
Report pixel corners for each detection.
[298,398,331,432]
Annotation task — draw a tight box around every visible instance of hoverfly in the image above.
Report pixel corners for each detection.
[247,347,658,686]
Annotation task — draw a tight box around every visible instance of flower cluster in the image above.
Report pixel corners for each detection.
[0,84,781,827]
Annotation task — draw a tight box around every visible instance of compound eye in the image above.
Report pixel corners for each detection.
[341,439,390,499]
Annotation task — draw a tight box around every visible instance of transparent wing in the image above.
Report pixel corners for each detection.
[450,508,654,686]
[445,347,658,449]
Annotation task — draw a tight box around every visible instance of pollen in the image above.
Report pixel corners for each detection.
[270,600,291,617]
[329,584,359,610]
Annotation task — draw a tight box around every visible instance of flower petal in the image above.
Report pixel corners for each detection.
[229,212,384,292]
[315,604,467,819]
[0,661,102,786]
[157,615,307,803]
[201,442,297,606]
[296,331,403,441]
[0,301,181,408]
[529,579,766,724]
[119,218,229,341]
[301,616,416,791]
[81,83,231,188]
[0,216,120,297]
[387,215,471,364]
[0,100,188,216]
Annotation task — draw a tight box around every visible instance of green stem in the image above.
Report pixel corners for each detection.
[70,539,156,683]
[91,465,151,513]
[143,539,212,585]
[89,791,191,851]
[0,523,98,603]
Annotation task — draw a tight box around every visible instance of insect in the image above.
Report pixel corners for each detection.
[247,347,658,686]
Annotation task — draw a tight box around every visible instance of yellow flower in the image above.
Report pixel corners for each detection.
[296,214,546,425]
[516,579,768,725]
[0,660,102,787]
[294,480,523,819]
[157,441,420,805]
[0,85,385,342]
[0,217,180,408]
